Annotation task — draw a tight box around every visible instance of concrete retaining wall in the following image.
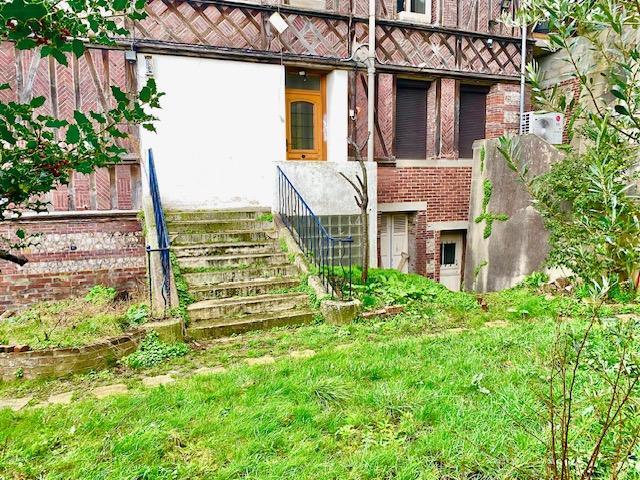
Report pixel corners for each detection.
[463,134,563,292]
[0,330,146,381]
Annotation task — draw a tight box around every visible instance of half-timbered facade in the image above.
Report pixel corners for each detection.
[0,0,525,308]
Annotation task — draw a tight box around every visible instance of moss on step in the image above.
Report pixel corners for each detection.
[170,252,194,325]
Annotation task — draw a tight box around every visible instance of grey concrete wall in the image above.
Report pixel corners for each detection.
[275,161,378,267]
[463,134,563,292]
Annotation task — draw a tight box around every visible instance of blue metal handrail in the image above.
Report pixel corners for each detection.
[146,149,171,312]
[277,166,353,299]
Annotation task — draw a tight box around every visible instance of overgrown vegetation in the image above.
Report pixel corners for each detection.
[0,286,149,349]
[123,332,189,369]
[474,178,509,239]
[2,270,640,477]
[0,0,162,266]
[498,1,640,476]
[170,251,194,324]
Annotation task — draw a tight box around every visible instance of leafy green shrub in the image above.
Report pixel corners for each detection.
[84,285,116,305]
[521,271,549,290]
[123,303,150,328]
[340,267,478,311]
[123,332,189,369]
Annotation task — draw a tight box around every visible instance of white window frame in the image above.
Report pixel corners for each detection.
[398,0,432,24]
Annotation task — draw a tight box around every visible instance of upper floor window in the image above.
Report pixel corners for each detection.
[285,0,327,11]
[397,0,432,23]
[395,79,428,160]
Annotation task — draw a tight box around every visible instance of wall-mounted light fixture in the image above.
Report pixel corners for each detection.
[487,38,494,48]
[124,50,136,63]
[499,0,512,13]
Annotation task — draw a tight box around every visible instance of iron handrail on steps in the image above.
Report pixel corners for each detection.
[146,148,172,312]
[276,166,353,300]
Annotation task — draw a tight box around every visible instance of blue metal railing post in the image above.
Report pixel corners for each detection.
[276,166,353,300]
[146,149,172,314]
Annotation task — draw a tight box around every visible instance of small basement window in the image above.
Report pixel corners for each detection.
[441,242,456,266]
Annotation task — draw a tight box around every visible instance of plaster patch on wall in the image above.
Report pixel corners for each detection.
[19,256,145,274]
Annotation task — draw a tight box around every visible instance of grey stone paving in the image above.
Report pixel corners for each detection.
[92,384,128,399]
[0,396,32,412]
[142,375,175,388]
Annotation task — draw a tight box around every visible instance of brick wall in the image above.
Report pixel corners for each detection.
[378,166,471,277]
[0,213,145,312]
[486,82,521,138]
[376,77,519,280]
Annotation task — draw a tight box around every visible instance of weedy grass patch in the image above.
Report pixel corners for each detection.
[0,286,149,350]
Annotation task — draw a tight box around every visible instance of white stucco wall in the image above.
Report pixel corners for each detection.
[325,70,349,163]
[137,55,377,265]
[138,55,285,209]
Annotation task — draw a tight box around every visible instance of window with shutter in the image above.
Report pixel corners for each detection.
[395,79,428,160]
[459,85,489,159]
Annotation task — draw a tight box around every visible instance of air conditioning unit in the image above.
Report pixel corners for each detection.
[520,111,564,145]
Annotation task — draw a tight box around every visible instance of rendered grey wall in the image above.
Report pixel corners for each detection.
[463,134,563,292]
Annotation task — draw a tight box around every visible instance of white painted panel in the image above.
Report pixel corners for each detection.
[391,214,408,273]
[439,232,463,291]
[139,55,286,209]
[325,70,348,163]
[380,215,391,269]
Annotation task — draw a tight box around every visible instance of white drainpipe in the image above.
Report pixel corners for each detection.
[367,0,376,161]
[519,19,527,134]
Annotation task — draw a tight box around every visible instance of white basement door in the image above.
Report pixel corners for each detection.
[380,213,409,273]
[439,232,463,291]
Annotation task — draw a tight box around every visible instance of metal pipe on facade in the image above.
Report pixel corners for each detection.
[367,0,376,161]
[518,18,527,134]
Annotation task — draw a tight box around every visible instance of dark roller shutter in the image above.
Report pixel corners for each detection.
[395,79,428,159]
[459,85,489,158]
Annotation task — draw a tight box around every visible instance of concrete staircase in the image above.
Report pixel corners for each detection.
[166,208,315,339]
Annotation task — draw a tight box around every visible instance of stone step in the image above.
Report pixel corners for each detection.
[172,241,277,258]
[187,310,315,340]
[165,208,271,223]
[190,277,301,301]
[167,219,272,234]
[188,292,310,321]
[184,264,297,286]
[170,230,275,246]
[178,252,288,270]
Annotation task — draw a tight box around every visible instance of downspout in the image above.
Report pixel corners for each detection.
[367,0,376,160]
[518,15,527,134]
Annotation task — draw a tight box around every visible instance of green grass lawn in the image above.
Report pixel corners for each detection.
[0,273,637,479]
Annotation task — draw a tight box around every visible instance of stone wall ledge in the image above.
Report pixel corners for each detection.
[3,210,139,223]
[0,328,148,381]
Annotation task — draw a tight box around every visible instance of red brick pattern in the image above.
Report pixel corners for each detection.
[0,42,138,212]
[426,81,438,158]
[375,74,394,159]
[486,82,521,138]
[439,78,458,158]
[0,215,145,312]
[378,166,471,222]
[135,0,521,78]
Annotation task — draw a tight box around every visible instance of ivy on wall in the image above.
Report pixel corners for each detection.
[474,179,509,239]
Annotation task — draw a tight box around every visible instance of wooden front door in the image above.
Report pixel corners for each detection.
[285,71,325,160]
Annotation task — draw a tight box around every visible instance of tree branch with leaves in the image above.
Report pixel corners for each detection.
[0,0,162,265]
